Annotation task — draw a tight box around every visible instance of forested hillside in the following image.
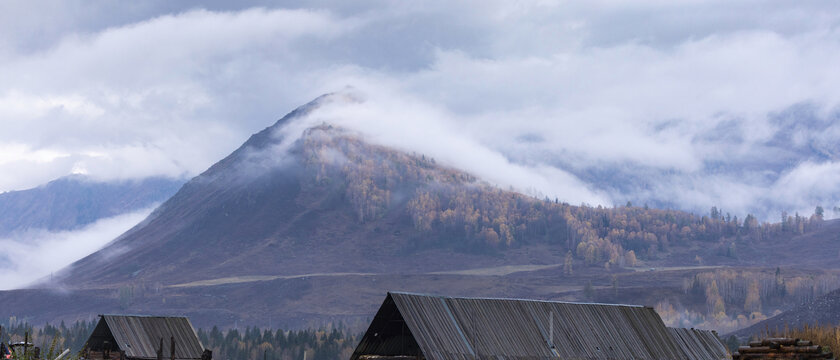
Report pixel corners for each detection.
[299,124,827,268]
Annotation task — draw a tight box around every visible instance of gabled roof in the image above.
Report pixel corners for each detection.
[351,292,730,360]
[97,315,205,360]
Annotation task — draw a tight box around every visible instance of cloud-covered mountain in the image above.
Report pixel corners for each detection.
[57,93,514,286]
[3,1,840,334]
[0,93,833,330]
[53,93,839,289]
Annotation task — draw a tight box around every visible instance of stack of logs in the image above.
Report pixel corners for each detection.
[733,338,834,359]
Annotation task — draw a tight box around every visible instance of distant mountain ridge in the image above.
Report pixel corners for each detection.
[0,175,183,237]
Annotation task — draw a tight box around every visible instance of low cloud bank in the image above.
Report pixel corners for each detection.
[0,206,154,290]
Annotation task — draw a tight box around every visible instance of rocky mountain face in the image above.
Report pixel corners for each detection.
[0,175,183,237]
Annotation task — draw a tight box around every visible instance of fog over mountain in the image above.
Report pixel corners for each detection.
[2,1,840,220]
[0,175,182,289]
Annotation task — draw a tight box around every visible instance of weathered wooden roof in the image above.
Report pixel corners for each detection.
[351,292,730,360]
[99,315,205,360]
[668,328,730,360]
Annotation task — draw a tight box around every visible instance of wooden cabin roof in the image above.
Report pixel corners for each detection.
[351,292,730,360]
[91,315,205,360]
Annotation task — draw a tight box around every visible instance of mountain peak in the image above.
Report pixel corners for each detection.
[55,96,481,286]
[230,89,364,159]
[269,88,363,133]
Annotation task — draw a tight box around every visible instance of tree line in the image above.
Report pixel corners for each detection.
[0,318,96,357]
[0,318,360,360]
[197,326,359,360]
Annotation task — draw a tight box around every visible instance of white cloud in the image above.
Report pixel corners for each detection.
[279,88,610,205]
[0,143,69,165]
[0,7,359,191]
[0,91,105,120]
[771,161,840,213]
[1,1,840,221]
[0,206,154,290]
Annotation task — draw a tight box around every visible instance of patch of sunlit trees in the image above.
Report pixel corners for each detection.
[656,268,840,334]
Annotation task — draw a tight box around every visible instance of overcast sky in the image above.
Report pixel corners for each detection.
[3,0,840,221]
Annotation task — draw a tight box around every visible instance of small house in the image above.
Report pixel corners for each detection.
[84,315,211,360]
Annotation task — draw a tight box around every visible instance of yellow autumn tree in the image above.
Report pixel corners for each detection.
[744,279,761,313]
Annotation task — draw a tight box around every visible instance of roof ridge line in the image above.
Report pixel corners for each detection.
[388,291,647,308]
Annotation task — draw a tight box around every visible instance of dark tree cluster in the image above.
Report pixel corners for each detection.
[197,326,359,360]
[1,319,359,360]
[0,318,96,356]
